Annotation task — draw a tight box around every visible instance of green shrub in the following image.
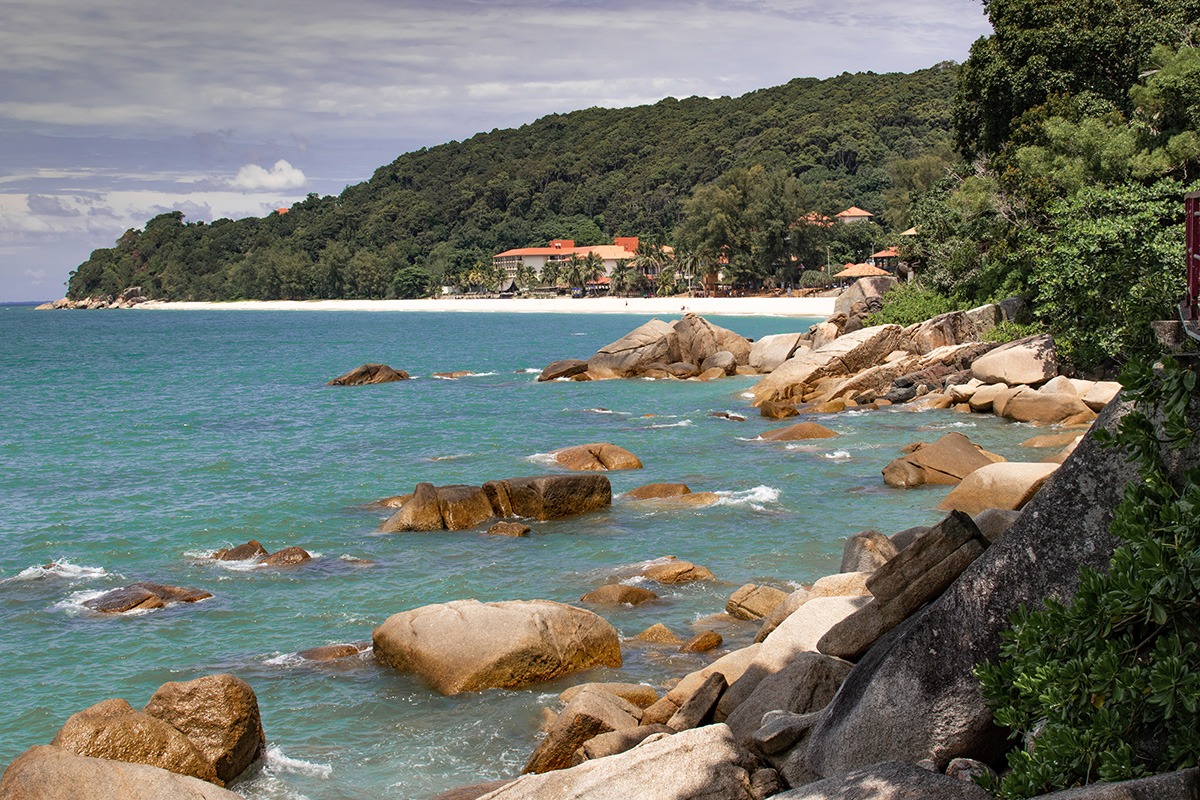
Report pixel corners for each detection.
[976,357,1200,798]
[799,270,833,289]
[865,281,957,326]
[983,320,1045,344]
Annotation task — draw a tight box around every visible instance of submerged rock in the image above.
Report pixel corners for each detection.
[552,443,643,471]
[83,582,211,614]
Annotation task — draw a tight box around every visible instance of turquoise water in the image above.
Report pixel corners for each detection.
[0,307,1040,798]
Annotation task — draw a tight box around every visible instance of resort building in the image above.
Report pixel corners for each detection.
[867,247,899,270]
[492,237,644,282]
[835,206,874,224]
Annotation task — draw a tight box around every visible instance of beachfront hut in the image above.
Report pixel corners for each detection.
[833,262,891,279]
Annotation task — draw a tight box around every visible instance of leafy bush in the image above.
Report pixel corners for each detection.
[798,270,833,289]
[976,357,1200,798]
[865,281,957,326]
[983,320,1045,344]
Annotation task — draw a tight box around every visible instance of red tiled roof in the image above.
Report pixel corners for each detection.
[836,206,874,218]
[871,247,899,258]
[834,262,891,278]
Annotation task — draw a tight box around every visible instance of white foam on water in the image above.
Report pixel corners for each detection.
[571,332,587,336]
[822,450,852,461]
[740,391,756,399]
[522,367,542,373]
[647,419,693,429]
[263,652,305,667]
[713,485,782,509]
[10,559,108,582]
[53,588,163,616]
[466,371,498,377]
[264,745,333,779]
[525,452,560,467]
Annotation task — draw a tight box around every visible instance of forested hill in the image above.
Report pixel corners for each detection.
[67,64,961,301]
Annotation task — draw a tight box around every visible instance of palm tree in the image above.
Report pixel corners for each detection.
[610,260,637,296]
[632,241,666,288]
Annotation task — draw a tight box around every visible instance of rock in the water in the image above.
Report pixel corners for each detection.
[50,699,218,784]
[0,745,241,800]
[538,359,590,382]
[524,689,642,774]
[796,399,1176,778]
[432,780,516,800]
[296,643,368,661]
[625,483,691,500]
[142,674,266,786]
[326,363,410,386]
[487,474,612,521]
[581,584,658,606]
[752,324,909,406]
[701,351,738,376]
[721,652,853,743]
[436,484,498,530]
[882,432,1006,489]
[840,530,898,573]
[760,400,800,420]
[474,724,756,800]
[969,334,1057,386]
[372,599,621,695]
[83,582,211,613]
[260,546,311,567]
[726,584,789,621]
[212,540,267,561]
[552,443,643,471]
[938,462,1059,515]
[674,314,751,367]
[486,521,531,537]
[774,761,993,799]
[381,482,446,532]
[587,319,679,379]
[573,725,674,764]
[632,623,683,645]
[680,630,723,653]
[760,422,839,441]
[641,557,715,584]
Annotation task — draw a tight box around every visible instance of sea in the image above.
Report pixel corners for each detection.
[0,305,1042,798]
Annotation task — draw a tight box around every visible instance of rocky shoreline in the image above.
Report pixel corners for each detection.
[4,281,1196,800]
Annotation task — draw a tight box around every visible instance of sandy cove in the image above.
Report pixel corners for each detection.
[132,295,837,318]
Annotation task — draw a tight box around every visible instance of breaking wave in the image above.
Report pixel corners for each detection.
[9,560,108,582]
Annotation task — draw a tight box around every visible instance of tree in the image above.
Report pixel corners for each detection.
[391,265,430,298]
[609,260,638,295]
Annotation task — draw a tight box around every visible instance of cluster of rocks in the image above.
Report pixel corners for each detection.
[0,674,265,799]
[327,363,411,385]
[379,473,614,532]
[211,539,313,567]
[35,287,150,310]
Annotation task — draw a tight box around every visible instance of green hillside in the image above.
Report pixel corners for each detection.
[66,64,961,301]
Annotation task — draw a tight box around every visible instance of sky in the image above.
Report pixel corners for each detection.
[0,0,993,301]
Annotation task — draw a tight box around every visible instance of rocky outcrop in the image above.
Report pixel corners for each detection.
[537,359,590,381]
[833,277,897,317]
[759,422,839,442]
[726,584,789,621]
[840,531,898,573]
[524,689,642,773]
[83,582,212,613]
[212,541,267,561]
[640,557,715,584]
[721,652,853,743]
[559,683,659,709]
[774,761,992,799]
[381,474,612,531]
[141,674,266,786]
[0,746,242,799]
[475,724,756,799]
[326,363,410,385]
[259,546,311,567]
[674,314,752,367]
[625,483,691,500]
[372,599,621,695]
[750,333,809,373]
[551,443,643,471]
[586,319,679,379]
[793,399,1175,778]
[751,325,909,406]
[882,432,1006,489]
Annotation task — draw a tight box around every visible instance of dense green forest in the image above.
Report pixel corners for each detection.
[66,65,962,302]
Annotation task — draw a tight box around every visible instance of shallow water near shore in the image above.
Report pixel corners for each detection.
[0,307,1042,798]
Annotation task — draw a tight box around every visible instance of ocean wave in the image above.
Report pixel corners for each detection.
[821,450,852,461]
[646,419,693,429]
[740,391,756,399]
[9,560,109,582]
[713,485,782,509]
[52,589,160,616]
[525,451,560,467]
[522,368,542,374]
[426,453,474,461]
[262,652,306,667]
[264,745,333,779]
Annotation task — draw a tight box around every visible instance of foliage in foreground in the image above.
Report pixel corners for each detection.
[864,281,957,327]
[976,357,1200,797]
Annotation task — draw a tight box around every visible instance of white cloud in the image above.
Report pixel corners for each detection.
[23,268,47,284]
[229,160,307,191]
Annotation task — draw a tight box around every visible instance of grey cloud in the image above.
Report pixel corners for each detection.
[26,194,81,216]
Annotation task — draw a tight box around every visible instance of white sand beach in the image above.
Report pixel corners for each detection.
[136,294,837,318]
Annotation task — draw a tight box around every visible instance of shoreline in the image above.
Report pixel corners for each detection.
[130,295,837,318]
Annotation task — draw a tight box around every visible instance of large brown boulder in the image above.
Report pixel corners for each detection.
[475,724,756,799]
[641,557,715,584]
[840,530,898,573]
[142,674,265,786]
[726,584,789,621]
[673,314,751,367]
[538,359,589,382]
[882,432,1006,489]
[50,699,217,784]
[905,311,980,354]
[212,540,267,561]
[485,474,612,521]
[552,443,643,471]
[721,653,853,744]
[587,320,678,379]
[625,483,691,500]
[998,386,1097,425]
[969,334,1057,386]
[381,482,446,532]
[775,761,993,799]
[259,546,311,567]
[372,599,622,695]
[833,276,897,317]
[437,485,498,530]
[326,363,410,386]
[580,584,658,606]
[0,746,241,800]
[760,422,839,442]
[83,583,211,613]
[938,462,1059,516]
